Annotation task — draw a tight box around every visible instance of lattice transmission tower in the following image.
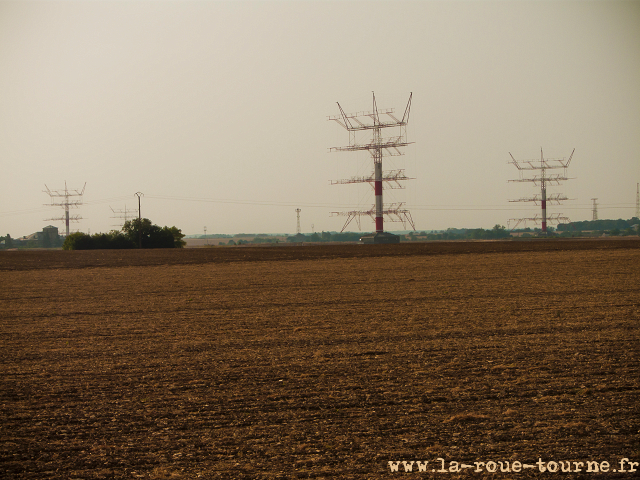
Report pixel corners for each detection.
[636,183,639,219]
[508,149,574,234]
[591,198,598,221]
[44,182,86,236]
[295,208,301,235]
[110,205,137,229]
[329,92,415,244]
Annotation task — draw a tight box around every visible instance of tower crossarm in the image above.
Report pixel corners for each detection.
[329,110,409,130]
[45,214,82,222]
[329,113,405,131]
[331,169,414,188]
[43,182,86,198]
[510,161,570,171]
[509,150,574,170]
[330,209,374,232]
[546,193,569,203]
[381,203,416,231]
[330,209,375,217]
[330,175,373,186]
[43,200,83,207]
[508,174,570,184]
[329,139,413,153]
[507,214,570,229]
[541,174,571,185]
[509,193,569,205]
[559,148,575,168]
[545,213,571,224]
[330,202,416,232]
[509,195,542,203]
[329,93,412,132]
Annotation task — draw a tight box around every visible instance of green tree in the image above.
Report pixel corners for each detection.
[4,234,14,249]
[122,219,185,248]
[122,218,152,247]
[287,233,307,243]
[91,231,135,249]
[491,224,510,239]
[166,226,186,248]
[63,232,94,250]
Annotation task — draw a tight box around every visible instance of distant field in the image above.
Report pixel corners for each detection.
[184,237,288,248]
[1,240,639,479]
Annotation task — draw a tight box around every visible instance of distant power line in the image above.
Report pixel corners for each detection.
[0,195,133,218]
[0,194,636,219]
[145,194,636,211]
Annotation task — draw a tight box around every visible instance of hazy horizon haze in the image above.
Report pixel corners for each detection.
[1,0,639,237]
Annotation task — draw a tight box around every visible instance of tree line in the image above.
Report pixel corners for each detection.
[283,225,511,243]
[557,217,639,236]
[406,225,511,241]
[62,218,185,250]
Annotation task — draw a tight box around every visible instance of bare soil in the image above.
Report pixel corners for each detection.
[1,239,639,479]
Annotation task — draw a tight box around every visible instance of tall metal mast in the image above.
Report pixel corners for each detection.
[508,149,574,234]
[329,92,415,243]
[110,205,137,229]
[44,181,86,237]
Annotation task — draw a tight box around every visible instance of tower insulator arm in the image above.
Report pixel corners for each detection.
[401,92,412,124]
[337,102,353,130]
[509,153,522,170]
[565,148,575,168]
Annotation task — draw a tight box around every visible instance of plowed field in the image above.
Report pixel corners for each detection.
[1,240,639,479]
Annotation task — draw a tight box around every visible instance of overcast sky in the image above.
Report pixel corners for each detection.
[1,0,639,237]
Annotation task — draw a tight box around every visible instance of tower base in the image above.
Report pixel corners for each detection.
[359,232,400,244]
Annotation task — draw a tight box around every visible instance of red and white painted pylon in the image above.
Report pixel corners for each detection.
[508,149,574,234]
[329,93,415,240]
[374,155,383,233]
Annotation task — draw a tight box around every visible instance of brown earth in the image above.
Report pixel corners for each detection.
[1,240,639,479]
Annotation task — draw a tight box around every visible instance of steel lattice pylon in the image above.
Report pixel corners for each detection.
[328,93,415,240]
[44,182,86,237]
[508,149,574,234]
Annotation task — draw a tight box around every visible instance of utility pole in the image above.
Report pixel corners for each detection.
[204,226,208,245]
[636,183,639,219]
[44,182,86,237]
[508,149,574,234]
[329,92,415,243]
[135,192,143,248]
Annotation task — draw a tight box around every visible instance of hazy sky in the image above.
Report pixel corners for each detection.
[1,0,639,237]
